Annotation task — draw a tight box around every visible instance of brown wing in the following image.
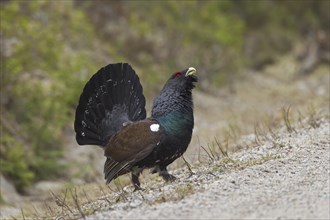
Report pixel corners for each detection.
[103,119,162,183]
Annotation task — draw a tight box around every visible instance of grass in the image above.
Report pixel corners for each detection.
[153,184,194,204]
[282,106,297,133]
[239,155,281,168]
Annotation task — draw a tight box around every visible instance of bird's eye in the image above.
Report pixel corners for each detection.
[173,72,182,78]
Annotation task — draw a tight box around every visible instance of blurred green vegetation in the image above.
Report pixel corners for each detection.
[0,0,327,192]
[0,1,100,193]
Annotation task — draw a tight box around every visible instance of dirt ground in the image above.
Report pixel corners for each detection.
[84,117,330,220]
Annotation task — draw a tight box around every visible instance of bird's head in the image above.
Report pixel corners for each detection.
[152,67,197,120]
[164,67,198,91]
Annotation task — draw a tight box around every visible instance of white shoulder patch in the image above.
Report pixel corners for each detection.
[150,123,160,132]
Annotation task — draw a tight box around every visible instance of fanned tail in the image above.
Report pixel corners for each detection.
[74,63,146,147]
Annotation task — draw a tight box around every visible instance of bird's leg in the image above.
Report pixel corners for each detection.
[131,167,143,191]
[132,174,142,191]
[158,166,176,182]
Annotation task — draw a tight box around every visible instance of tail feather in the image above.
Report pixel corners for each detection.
[104,158,131,184]
[74,63,146,147]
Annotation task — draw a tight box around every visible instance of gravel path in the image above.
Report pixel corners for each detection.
[84,120,329,220]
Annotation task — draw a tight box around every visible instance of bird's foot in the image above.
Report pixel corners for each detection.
[151,168,158,174]
[131,168,143,191]
[160,173,177,182]
[133,184,144,191]
[154,166,177,182]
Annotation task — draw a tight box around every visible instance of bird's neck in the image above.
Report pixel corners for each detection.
[156,110,194,138]
[152,88,194,138]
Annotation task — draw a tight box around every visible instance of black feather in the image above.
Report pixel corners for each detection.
[74,63,146,147]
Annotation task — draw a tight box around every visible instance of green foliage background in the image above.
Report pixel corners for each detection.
[1,1,101,192]
[0,0,328,192]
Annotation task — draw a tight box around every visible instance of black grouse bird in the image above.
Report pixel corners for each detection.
[74,63,197,190]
